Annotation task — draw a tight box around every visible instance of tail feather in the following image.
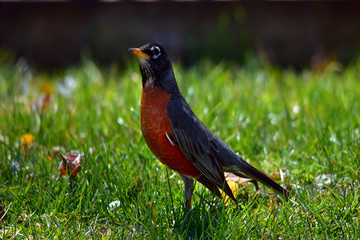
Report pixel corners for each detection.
[234,158,289,199]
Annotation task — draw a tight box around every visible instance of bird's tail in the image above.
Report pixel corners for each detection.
[229,157,289,199]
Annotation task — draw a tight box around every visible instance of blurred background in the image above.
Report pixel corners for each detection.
[1,2,360,70]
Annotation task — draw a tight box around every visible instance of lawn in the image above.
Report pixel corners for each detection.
[0,57,359,239]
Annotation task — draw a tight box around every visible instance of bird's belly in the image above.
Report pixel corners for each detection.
[142,126,200,177]
[140,87,201,178]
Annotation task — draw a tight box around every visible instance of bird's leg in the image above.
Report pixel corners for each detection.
[180,174,194,210]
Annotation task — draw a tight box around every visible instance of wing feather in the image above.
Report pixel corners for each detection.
[167,99,235,200]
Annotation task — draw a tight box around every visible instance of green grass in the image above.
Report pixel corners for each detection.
[0,57,359,239]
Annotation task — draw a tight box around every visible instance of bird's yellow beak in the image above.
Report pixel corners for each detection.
[129,48,149,60]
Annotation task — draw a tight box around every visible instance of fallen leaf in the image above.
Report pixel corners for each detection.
[21,133,35,146]
[40,81,54,95]
[59,151,82,177]
[270,172,281,181]
[228,180,240,195]
[221,180,240,206]
[21,133,35,153]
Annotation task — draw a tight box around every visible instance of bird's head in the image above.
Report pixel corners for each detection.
[129,43,175,89]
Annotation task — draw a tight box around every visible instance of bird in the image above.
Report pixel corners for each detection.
[129,43,288,209]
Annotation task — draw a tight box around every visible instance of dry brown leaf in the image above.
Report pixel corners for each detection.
[59,151,82,177]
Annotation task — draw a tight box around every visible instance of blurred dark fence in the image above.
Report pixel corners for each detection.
[1,2,360,69]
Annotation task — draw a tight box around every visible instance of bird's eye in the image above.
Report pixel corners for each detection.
[150,46,161,59]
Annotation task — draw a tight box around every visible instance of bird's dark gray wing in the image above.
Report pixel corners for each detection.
[167,99,235,201]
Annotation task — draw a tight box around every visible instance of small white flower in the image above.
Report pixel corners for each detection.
[57,76,77,96]
[109,200,121,211]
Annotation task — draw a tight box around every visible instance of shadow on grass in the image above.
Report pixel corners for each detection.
[171,195,243,239]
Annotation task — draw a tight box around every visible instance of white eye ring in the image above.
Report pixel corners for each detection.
[150,46,161,59]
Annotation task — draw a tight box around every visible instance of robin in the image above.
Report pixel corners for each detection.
[129,43,288,209]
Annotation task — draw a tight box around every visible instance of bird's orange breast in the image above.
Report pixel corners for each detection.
[141,86,201,178]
